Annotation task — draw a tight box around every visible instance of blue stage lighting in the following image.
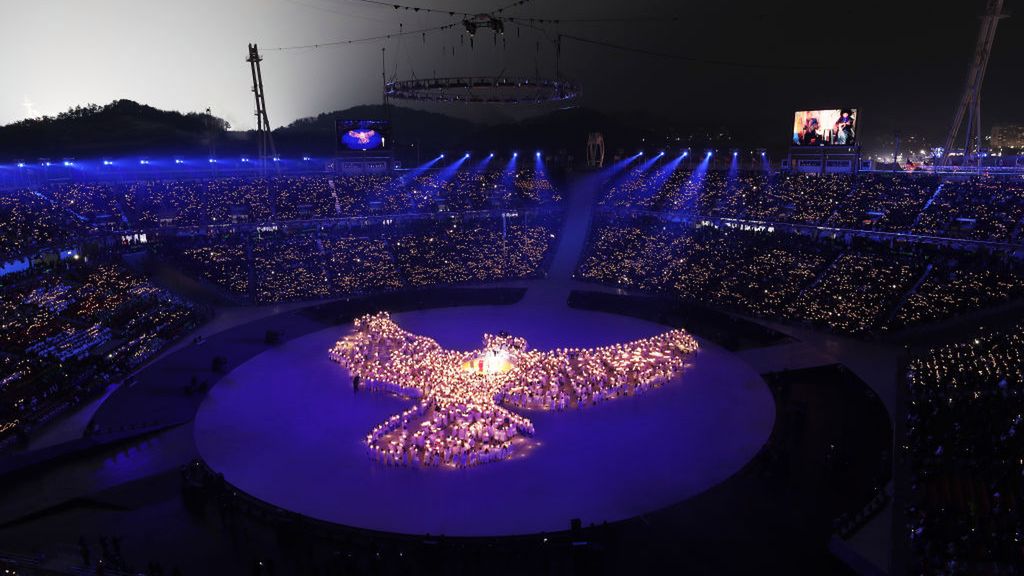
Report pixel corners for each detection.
[733,151,738,157]
[440,154,446,159]
[682,152,689,157]
[272,157,281,162]
[464,153,470,158]
[102,160,114,166]
[512,152,518,157]
[489,153,494,157]
[536,151,541,157]
[174,159,184,165]
[241,157,250,163]
[63,161,73,167]
[302,156,311,161]
[43,161,52,167]
[208,158,217,163]
[16,163,25,168]
[139,160,149,165]
[639,151,644,156]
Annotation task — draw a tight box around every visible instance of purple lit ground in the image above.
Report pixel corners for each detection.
[193,304,774,536]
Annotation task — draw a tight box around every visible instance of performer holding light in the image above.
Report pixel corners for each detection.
[329,312,698,468]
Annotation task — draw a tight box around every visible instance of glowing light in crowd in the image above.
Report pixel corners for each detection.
[437,151,469,181]
[645,151,686,197]
[387,155,444,192]
[727,149,741,193]
[599,152,645,198]
[475,152,494,171]
[635,150,662,174]
[329,312,698,468]
[678,149,714,205]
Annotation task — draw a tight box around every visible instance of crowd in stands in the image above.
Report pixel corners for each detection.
[577,217,1024,335]
[602,167,1024,242]
[906,323,1024,573]
[393,222,553,287]
[3,167,1024,332]
[168,217,557,303]
[0,190,83,262]
[0,262,201,449]
[790,253,920,334]
[0,168,557,236]
[329,311,696,467]
[893,261,1024,330]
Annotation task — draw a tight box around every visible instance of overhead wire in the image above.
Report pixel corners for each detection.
[269,2,822,71]
[344,0,474,17]
[265,22,457,51]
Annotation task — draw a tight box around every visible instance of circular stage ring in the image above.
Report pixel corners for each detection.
[385,76,580,104]
[194,304,775,536]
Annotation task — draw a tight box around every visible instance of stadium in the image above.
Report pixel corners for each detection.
[0,1,1022,575]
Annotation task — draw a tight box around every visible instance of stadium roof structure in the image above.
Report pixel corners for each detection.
[384,77,579,104]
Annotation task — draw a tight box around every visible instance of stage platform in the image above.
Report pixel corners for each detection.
[194,302,774,536]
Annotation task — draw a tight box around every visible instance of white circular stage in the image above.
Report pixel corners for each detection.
[194,303,775,536]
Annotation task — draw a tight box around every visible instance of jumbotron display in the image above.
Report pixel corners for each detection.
[793,108,858,146]
[329,312,698,468]
[336,119,389,151]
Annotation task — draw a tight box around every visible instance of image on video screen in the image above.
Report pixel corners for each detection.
[793,109,857,146]
[337,120,389,151]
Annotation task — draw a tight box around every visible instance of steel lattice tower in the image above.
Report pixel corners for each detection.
[939,0,1005,167]
[247,43,277,167]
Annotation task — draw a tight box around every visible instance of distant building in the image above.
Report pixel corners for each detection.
[991,124,1024,149]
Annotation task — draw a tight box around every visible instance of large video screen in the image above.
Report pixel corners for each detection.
[336,120,389,151]
[792,109,858,146]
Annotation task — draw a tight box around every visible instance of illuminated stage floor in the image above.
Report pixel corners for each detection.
[194,304,775,536]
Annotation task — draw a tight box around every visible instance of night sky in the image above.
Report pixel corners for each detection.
[1,0,1020,152]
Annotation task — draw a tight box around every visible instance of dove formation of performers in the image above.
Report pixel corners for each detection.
[329,311,698,468]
